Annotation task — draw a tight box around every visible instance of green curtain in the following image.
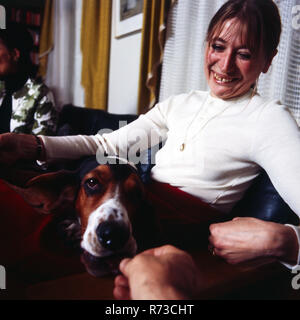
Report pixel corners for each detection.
[137,0,175,114]
[37,0,54,79]
[81,0,112,109]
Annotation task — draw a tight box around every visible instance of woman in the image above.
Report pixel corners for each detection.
[0,0,299,271]
[0,23,57,135]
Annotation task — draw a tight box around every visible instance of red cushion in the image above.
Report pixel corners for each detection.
[0,178,227,284]
[144,180,228,249]
[0,180,83,284]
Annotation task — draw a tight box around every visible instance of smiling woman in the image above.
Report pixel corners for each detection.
[1,0,300,300]
[204,0,281,100]
[204,18,272,100]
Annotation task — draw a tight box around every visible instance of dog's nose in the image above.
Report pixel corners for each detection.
[96,221,130,251]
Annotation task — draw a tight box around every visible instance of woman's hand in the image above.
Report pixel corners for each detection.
[0,133,39,165]
[113,245,200,300]
[209,217,299,265]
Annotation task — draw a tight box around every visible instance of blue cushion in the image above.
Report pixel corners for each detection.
[231,170,299,225]
[57,104,138,136]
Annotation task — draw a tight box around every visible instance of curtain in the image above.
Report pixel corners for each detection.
[137,0,175,114]
[81,0,112,110]
[45,0,85,109]
[159,0,225,102]
[257,0,300,124]
[159,0,300,124]
[37,0,54,78]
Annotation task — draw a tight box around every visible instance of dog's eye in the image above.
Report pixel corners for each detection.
[85,178,101,191]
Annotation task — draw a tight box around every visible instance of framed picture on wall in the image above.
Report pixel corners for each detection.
[114,0,144,38]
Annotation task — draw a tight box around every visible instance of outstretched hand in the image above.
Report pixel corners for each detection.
[113,245,200,300]
[0,133,38,165]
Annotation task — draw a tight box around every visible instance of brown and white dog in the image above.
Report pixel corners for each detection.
[4,157,159,277]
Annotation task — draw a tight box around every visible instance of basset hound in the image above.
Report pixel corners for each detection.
[5,156,159,277]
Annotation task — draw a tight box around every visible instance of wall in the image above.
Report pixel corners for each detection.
[108,2,142,115]
[2,0,142,114]
[45,0,85,109]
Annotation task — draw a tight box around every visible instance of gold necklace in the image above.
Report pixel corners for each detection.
[179,90,255,152]
[179,93,210,151]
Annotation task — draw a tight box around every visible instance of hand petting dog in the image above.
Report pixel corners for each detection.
[113,245,200,300]
[0,133,40,165]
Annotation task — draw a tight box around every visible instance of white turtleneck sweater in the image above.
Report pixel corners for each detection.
[40,90,300,267]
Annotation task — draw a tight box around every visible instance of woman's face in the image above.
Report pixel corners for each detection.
[204,18,272,99]
[0,40,18,78]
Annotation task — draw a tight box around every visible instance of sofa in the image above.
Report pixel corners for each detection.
[2,104,299,300]
[57,104,299,226]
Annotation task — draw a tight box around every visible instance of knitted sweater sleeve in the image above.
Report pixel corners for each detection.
[40,98,171,162]
[251,102,300,216]
[251,101,300,268]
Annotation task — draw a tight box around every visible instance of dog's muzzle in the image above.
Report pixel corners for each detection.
[96,221,130,251]
[80,198,137,276]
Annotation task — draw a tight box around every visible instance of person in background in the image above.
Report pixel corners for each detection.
[113,245,200,300]
[0,23,57,135]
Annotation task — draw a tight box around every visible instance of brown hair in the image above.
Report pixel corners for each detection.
[206,0,281,60]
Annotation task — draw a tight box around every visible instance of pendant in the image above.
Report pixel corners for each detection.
[180,143,185,151]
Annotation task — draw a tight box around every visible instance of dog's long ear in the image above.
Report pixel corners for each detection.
[5,170,79,215]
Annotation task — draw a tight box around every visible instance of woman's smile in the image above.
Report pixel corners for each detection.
[204,18,271,100]
[212,71,240,84]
